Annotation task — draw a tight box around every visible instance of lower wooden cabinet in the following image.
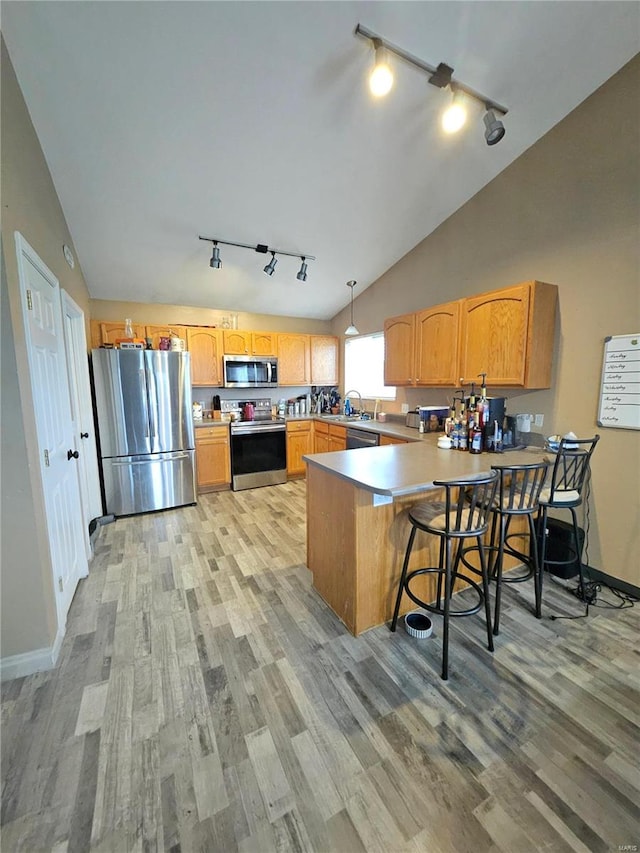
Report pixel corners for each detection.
[314,420,329,453]
[195,426,231,492]
[328,423,347,452]
[286,420,313,477]
[379,435,408,445]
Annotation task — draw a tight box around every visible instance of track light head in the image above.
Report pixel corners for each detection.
[442,89,467,134]
[263,252,277,276]
[369,39,393,97]
[210,243,222,269]
[483,108,506,145]
[296,258,308,282]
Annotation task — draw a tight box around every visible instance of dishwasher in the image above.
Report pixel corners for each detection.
[346,426,380,450]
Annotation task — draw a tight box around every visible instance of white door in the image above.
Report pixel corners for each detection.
[15,233,88,626]
[61,290,103,557]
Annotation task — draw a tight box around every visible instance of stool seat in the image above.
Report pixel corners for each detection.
[391,471,499,680]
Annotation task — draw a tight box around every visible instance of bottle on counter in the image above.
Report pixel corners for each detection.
[469,422,483,453]
[458,418,468,451]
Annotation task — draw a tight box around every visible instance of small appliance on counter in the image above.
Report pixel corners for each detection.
[406,407,448,431]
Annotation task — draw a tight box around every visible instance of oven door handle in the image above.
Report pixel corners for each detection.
[232,423,286,435]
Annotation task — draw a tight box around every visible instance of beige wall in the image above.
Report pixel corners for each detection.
[0,38,94,659]
[89,300,332,335]
[332,56,640,585]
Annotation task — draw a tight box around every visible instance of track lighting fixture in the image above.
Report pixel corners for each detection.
[344,280,359,337]
[263,252,277,277]
[199,237,316,280]
[355,23,508,146]
[369,38,394,97]
[209,242,222,269]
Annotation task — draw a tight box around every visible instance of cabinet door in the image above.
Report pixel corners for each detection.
[277,334,310,385]
[195,428,231,491]
[286,422,312,476]
[94,321,145,346]
[314,421,329,453]
[379,435,408,445]
[187,327,223,386]
[251,332,277,356]
[328,424,346,451]
[145,325,187,350]
[310,336,339,385]
[223,330,251,355]
[459,284,530,386]
[384,314,416,386]
[415,301,461,386]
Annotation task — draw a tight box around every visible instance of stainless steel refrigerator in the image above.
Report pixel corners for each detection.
[92,348,195,516]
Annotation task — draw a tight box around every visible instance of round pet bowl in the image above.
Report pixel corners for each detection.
[404,611,433,639]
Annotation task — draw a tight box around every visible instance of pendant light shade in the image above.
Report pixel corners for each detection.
[344,280,359,336]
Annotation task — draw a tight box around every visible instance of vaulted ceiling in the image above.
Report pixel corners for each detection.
[3,2,638,319]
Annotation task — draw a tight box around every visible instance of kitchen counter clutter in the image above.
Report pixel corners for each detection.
[304,433,550,636]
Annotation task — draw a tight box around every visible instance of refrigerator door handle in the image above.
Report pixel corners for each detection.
[139,368,150,438]
[146,363,158,440]
[111,452,191,466]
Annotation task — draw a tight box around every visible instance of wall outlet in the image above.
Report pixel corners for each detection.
[401,403,409,414]
[534,414,544,427]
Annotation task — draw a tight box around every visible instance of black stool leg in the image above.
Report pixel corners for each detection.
[538,506,548,583]
[488,511,500,579]
[391,524,417,632]
[492,512,507,636]
[478,536,494,652]
[435,536,445,609]
[441,537,452,680]
[570,507,586,599]
[527,513,542,618]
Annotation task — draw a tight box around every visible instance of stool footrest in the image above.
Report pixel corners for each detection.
[404,567,484,618]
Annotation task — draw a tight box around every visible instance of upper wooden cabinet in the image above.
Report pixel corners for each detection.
[384,281,557,389]
[277,333,310,385]
[310,335,339,385]
[459,281,557,388]
[384,313,416,385]
[145,325,187,349]
[90,320,145,348]
[415,301,461,386]
[222,330,276,355]
[187,327,223,386]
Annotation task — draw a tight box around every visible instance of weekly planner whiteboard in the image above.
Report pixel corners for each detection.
[597,333,640,430]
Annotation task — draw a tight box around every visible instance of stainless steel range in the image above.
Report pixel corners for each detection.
[221,399,287,491]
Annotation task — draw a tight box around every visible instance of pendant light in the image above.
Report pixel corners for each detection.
[344,280,359,336]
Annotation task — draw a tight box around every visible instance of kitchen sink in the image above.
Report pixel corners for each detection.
[323,414,368,422]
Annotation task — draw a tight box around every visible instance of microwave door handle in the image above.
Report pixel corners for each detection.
[267,362,272,383]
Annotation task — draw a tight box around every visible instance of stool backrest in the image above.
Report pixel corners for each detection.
[491,461,550,513]
[433,470,499,537]
[548,435,599,500]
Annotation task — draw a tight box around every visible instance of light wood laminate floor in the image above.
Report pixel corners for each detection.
[2,481,638,852]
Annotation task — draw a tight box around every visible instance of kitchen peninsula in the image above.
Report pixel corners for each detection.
[304,438,549,636]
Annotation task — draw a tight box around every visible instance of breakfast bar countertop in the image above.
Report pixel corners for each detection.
[304,435,549,498]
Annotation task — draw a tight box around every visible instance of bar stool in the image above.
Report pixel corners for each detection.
[538,435,600,600]
[462,461,550,635]
[390,471,499,680]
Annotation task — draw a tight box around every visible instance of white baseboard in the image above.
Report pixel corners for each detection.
[0,626,65,682]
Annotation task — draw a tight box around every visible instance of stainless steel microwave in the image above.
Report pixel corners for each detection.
[222,355,278,388]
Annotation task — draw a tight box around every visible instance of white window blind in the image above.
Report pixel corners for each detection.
[344,333,396,400]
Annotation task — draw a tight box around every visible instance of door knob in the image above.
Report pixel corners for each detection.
[80,432,89,439]
[67,449,79,460]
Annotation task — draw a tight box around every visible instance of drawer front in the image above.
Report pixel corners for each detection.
[195,425,229,440]
[286,420,312,433]
[314,421,329,435]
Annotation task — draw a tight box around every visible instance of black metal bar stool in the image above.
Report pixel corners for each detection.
[390,471,499,680]
[538,435,599,601]
[461,461,550,635]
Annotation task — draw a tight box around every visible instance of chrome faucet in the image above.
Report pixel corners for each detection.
[344,389,363,417]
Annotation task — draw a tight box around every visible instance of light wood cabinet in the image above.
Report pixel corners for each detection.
[145,325,187,349]
[223,330,276,355]
[187,328,223,386]
[379,435,408,445]
[384,314,416,386]
[90,320,145,348]
[415,301,461,386]
[328,423,347,452]
[286,420,313,477]
[277,334,310,385]
[310,336,339,385]
[314,420,330,453]
[459,281,557,388]
[195,426,231,492]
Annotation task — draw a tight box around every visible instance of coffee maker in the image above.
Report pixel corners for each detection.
[482,397,508,451]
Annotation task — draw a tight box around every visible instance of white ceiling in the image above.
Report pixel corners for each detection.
[3,2,638,320]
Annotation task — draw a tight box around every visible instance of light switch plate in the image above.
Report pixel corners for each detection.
[401,403,409,414]
[535,414,544,427]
